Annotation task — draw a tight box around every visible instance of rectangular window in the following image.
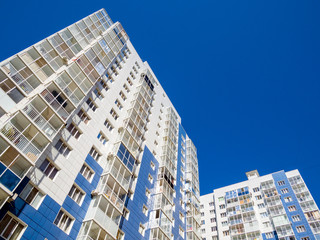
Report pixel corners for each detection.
[253,187,260,192]
[258,203,265,209]
[292,215,301,222]
[220,212,226,217]
[281,188,289,194]
[284,196,293,202]
[219,204,225,209]
[260,212,268,218]
[80,164,94,182]
[99,79,109,91]
[110,108,119,120]
[68,184,85,205]
[223,231,230,236]
[20,183,44,209]
[86,98,97,111]
[0,213,26,240]
[127,78,133,86]
[210,218,216,223]
[266,232,274,239]
[221,221,228,227]
[255,195,262,200]
[93,88,103,100]
[39,158,59,180]
[209,202,214,207]
[211,226,217,231]
[123,84,130,93]
[142,205,148,216]
[296,225,306,233]
[278,180,285,186]
[288,205,297,212]
[67,122,81,139]
[54,209,74,233]
[97,132,108,145]
[77,109,90,124]
[104,119,114,131]
[119,91,127,101]
[89,147,101,162]
[138,224,145,236]
[55,139,71,157]
[115,99,123,110]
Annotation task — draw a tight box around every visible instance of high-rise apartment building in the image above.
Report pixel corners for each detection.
[0,9,201,240]
[200,170,320,240]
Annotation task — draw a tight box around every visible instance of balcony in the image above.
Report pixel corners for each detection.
[100,186,124,212]
[22,96,63,139]
[1,112,49,163]
[0,136,31,192]
[103,163,130,191]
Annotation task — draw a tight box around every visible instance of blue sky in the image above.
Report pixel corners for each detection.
[1,0,320,202]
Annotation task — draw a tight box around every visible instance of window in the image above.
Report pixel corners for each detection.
[255,195,262,200]
[218,197,224,202]
[260,212,268,218]
[200,204,204,209]
[67,122,81,139]
[258,203,265,209]
[142,205,148,216]
[150,161,155,170]
[119,91,127,101]
[68,184,85,205]
[292,215,301,222]
[179,212,184,222]
[20,183,44,209]
[201,212,204,217]
[132,66,138,74]
[77,109,90,124]
[288,205,297,212]
[54,209,74,233]
[110,108,119,120]
[253,187,260,192]
[86,98,97,111]
[138,224,145,236]
[0,213,25,240]
[281,188,289,194]
[80,164,94,182]
[55,139,71,157]
[115,99,123,110]
[123,84,130,93]
[123,207,130,220]
[99,79,109,91]
[93,88,103,100]
[210,218,216,223]
[127,77,133,86]
[130,71,135,79]
[284,196,293,202]
[179,226,184,237]
[223,231,230,236]
[39,158,59,180]
[146,188,150,198]
[210,210,215,214]
[211,226,217,231]
[220,212,226,218]
[263,222,271,228]
[97,132,108,145]
[266,232,274,239]
[148,174,153,184]
[296,225,306,233]
[301,238,310,240]
[221,221,228,227]
[104,119,114,131]
[278,180,285,186]
[89,147,101,162]
[209,202,214,207]
[135,61,140,69]
[219,204,225,209]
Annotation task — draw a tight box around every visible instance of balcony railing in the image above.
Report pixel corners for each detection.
[97,184,124,212]
[103,165,130,190]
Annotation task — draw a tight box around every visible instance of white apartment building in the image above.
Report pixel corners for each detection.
[201,170,320,240]
[0,8,201,240]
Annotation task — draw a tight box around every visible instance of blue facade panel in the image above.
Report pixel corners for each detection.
[272,171,315,240]
[121,146,159,240]
[0,154,103,240]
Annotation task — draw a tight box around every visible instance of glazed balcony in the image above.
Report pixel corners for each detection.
[102,163,130,191]
[0,136,32,193]
[1,112,49,163]
[22,96,63,139]
[97,182,125,212]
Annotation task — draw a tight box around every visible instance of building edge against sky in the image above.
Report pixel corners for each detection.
[200,169,320,240]
[0,8,201,240]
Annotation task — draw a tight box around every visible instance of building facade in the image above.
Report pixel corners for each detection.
[0,9,201,240]
[200,170,320,240]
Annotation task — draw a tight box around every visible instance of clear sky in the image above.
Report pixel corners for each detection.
[1,1,320,202]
